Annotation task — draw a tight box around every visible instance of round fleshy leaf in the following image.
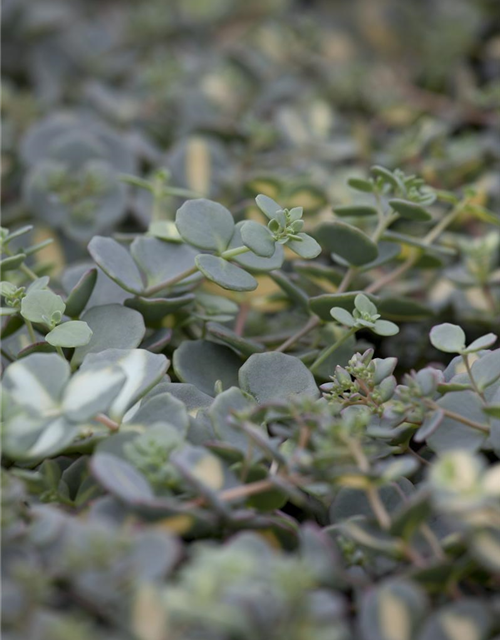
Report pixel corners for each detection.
[91,453,155,503]
[0,307,19,317]
[0,282,18,297]
[130,236,200,290]
[171,445,227,493]
[21,290,66,326]
[64,268,98,318]
[370,165,404,190]
[255,194,283,219]
[126,392,189,434]
[389,199,432,222]
[309,292,379,321]
[80,349,169,421]
[430,323,466,353]
[195,254,257,292]
[162,383,213,414]
[125,294,195,326]
[3,415,78,461]
[377,297,433,321]
[415,409,445,442]
[62,262,130,308]
[2,353,70,417]
[471,528,500,573]
[239,352,319,403]
[175,199,234,252]
[269,271,309,309]
[88,236,145,295]
[208,387,256,451]
[206,322,264,357]
[148,220,183,243]
[359,579,428,640]
[316,221,378,266]
[194,292,239,322]
[373,320,399,336]
[355,293,377,316]
[173,340,241,397]
[347,178,374,193]
[228,222,284,272]
[463,333,497,354]
[62,366,126,422]
[72,304,145,366]
[46,321,93,348]
[330,307,355,327]
[334,204,378,217]
[286,233,322,259]
[418,600,492,640]
[470,349,500,390]
[240,221,276,257]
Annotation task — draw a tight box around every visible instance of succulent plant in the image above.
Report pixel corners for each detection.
[3,1,500,639]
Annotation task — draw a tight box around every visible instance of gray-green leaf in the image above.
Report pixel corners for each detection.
[72,304,145,367]
[255,194,283,219]
[88,236,145,295]
[176,199,235,252]
[389,199,432,222]
[21,289,66,326]
[239,352,319,403]
[240,221,276,257]
[430,323,466,353]
[286,233,322,259]
[46,321,93,347]
[316,221,378,266]
[195,254,257,292]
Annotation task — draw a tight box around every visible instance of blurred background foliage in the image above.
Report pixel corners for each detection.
[2,0,500,370]
[3,0,500,224]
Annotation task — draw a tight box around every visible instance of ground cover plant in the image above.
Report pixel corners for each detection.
[2,0,500,638]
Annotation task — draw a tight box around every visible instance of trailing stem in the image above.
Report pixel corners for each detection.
[310,327,357,374]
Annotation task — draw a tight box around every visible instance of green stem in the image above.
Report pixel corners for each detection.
[1,347,14,363]
[220,245,251,260]
[24,319,36,343]
[143,246,252,297]
[151,174,164,223]
[423,204,463,244]
[366,485,392,530]
[95,413,120,431]
[345,436,391,530]
[337,206,397,296]
[337,267,357,294]
[462,354,486,403]
[20,263,38,281]
[143,265,199,297]
[372,211,399,245]
[275,316,320,352]
[365,201,465,295]
[426,400,490,433]
[55,346,66,360]
[365,254,417,294]
[310,327,357,373]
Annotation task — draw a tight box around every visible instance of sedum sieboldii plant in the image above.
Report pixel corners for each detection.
[3,1,500,638]
[3,159,500,640]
